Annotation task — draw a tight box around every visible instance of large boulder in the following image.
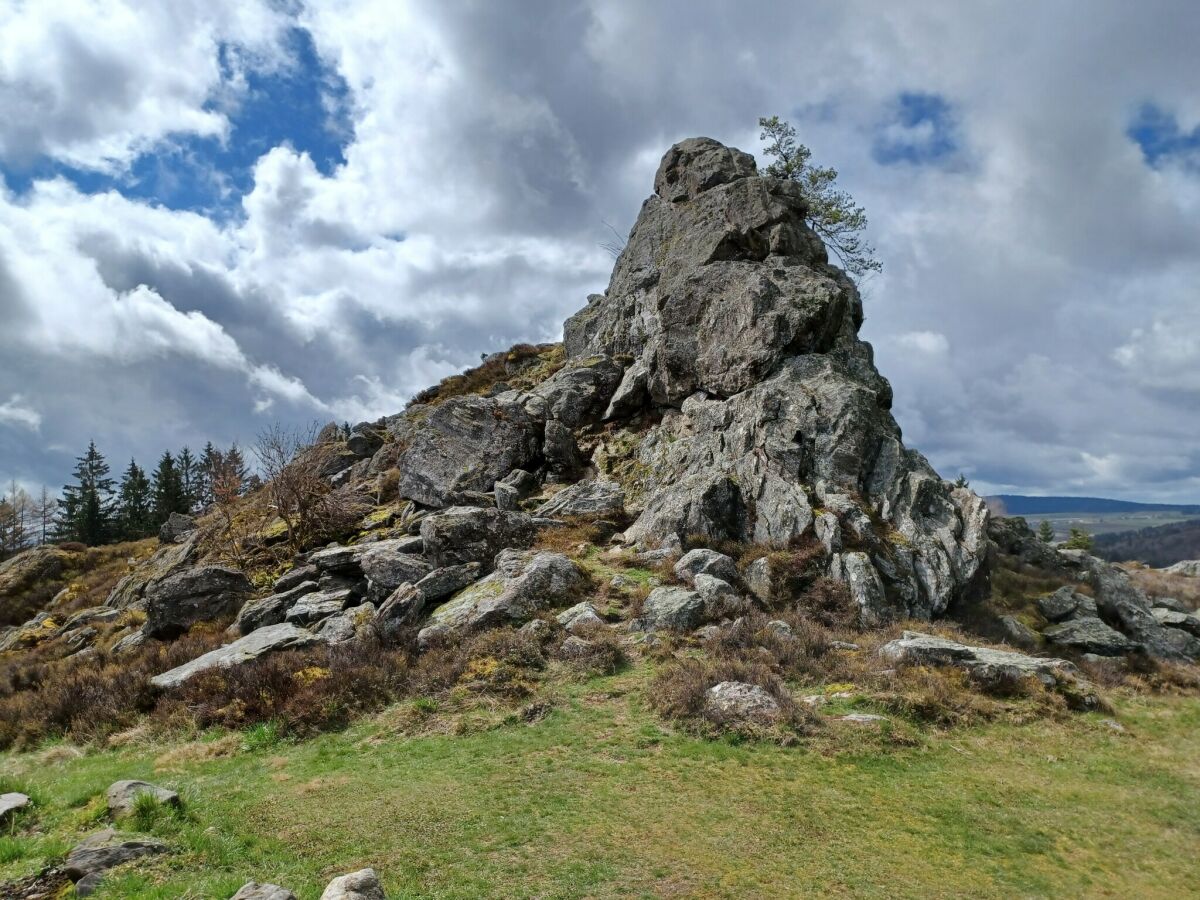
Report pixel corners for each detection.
[142,565,253,638]
[105,531,201,610]
[1152,607,1200,637]
[157,512,196,544]
[356,542,432,603]
[705,681,782,724]
[64,828,167,885]
[535,480,626,519]
[1042,617,1137,656]
[529,356,624,428]
[419,507,535,571]
[419,550,588,640]
[395,395,542,507]
[1084,557,1196,660]
[636,586,707,632]
[150,624,327,690]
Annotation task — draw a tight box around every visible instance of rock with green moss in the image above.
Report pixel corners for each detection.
[419,549,587,642]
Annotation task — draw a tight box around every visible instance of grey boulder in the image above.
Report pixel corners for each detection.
[705,681,781,724]
[64,828,167,884]
[320,867,386,900]
[106,780,180,817]
[419,550,588,639]
[556,601,604,633]
[284,589,353,626]
[143,565,253,638]
[1042,617,1137,656]
[535,480,626,519]
[636,586,707,632]
[0,791,30,823]
[233,580,319,635]
[673,549,740,586]
[150,623,327,690]
[1037,587,1097,623]
[420,506,535,571]
[1151,607,1200,637]
[879,631,1081,690]
[157,512,196,544]
[395,395,542,507]
[357,542,432,603]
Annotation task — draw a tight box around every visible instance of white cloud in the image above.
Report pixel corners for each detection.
[0,395,41,431]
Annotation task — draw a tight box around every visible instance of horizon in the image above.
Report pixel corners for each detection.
[3,2,1200,504]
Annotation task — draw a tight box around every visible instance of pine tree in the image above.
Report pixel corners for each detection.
[57,441,115,545]
[151,451,187,525]
[178,446,199,513]
[1037,520,1055,544]
[116,459,154,540]
[225,443,250,490]
[1063,527,1095,552]
[198,441,221,507]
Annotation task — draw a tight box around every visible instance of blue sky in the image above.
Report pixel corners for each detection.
[2,0,1200,504]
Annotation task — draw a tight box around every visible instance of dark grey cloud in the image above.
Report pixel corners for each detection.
[2,0,1200,504]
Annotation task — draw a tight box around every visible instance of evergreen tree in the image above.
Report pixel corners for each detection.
[198,441,221,507]
[178,446,199,513]
[116,459,154,540]
[225,442,250,490]
[151,451,187,524]
[1063,527,1095,552]
[57,441,115,545]
[1037,520,1056,544]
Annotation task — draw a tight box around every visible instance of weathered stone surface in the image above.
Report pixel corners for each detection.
[653,135,759,202]
[319,867,386,900]
[673,549,739,586]
[692,573,741,614]
[1151,607,1200,637]
[357,543,432,603]
[309,545,359,572]
[542,420,582,481]
[0,792,30,823]
[558,634,595,659]
[143,566,253,638]
[105,532,200,609]
[231,883,298,900]
[150,624,327,690]
[0,545,70,609]
[106,780,179,817]
[395,396,542,507]
[830,551,893,626]
[64,828,167,883]
[414,563,482,602]
[62,606,122,630]
[419,507,535,571]
[420,550,588,639]
[879,631,1080,689]
[233,581,319,635]
[1037,587,1097,623]
[557,601,604,633]
[997,615,1040,650]
[536,480,626,519]
[704,681,781,724]
[157,512,196,544]
[744,555,773,602]
[111,630,148,655]
[1043,617,1137,656]
[1151,595,1191,613]
[530,356,624,429]
[636,586,706,632]
[284,589,352,626]
[494,481,520,511]
[274,565,319,593]
[316,603,376,644]
[1084,557,1192,660]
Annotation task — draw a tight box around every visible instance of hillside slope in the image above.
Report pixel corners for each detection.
[1095,519,1200,567]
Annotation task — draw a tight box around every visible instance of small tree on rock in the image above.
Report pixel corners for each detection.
[758,115,881,280]
[1063,527,1094,552]
[1037,520,1056,544]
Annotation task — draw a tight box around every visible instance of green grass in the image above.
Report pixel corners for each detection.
[2,668,1199,898]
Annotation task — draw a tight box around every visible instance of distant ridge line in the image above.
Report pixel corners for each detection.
[987,495,1200,516]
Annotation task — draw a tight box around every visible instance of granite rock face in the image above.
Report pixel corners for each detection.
[563,137,989,622]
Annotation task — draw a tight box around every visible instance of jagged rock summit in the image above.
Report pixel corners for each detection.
[560,136,988,622]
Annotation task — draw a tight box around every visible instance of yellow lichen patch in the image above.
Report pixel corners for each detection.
[293,666,332,686]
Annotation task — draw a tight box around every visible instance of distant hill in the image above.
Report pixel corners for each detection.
[988,495,1200,516]
[1095,519,1200,568]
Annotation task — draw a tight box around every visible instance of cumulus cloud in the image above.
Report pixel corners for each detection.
[0,395,41,431]
[2,0,1200,504]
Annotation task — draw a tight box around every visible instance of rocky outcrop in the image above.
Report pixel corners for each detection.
[105,531,201,609]
[142,565,253,638]
[535,480,625,518]
[1164,560,1200,577]
[561,137,988,622]
[150,623,327,690]
[233,580,319,635]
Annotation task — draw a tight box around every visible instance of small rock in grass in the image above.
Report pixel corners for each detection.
[320,867,387,900]
[106,780,180,818]
[231,882,299,900]
[838,713,887,725]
